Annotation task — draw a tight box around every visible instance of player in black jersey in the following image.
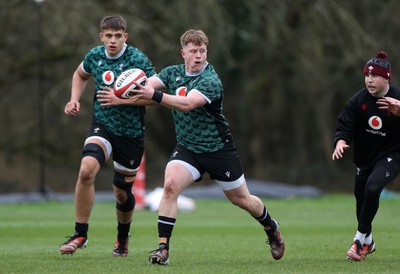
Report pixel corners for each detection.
[132,29,285,265]
[333,51,400,261]
[60,15,156,257]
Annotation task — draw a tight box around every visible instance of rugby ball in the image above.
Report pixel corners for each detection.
[114,68,146,99]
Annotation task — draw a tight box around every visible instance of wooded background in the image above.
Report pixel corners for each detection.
[2,0,400,194]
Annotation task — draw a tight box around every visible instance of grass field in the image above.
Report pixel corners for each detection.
[0,194,399,273]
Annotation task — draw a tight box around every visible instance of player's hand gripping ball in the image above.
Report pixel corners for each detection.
[113,68,146,99]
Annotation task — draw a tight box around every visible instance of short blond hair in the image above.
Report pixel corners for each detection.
[180,29,209,48]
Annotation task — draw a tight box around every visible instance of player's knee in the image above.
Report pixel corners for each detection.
[162,178,180,199]
[229,197,243,207]
[78,161,98,182]
[113,171,135,212]
[116,192,135,212]
[82,143,106,166]
[78,168,95,183]
[365,183,382,198]
[229,195,250,210]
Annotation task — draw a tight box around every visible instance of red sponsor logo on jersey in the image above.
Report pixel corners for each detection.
[368,116,382,130]
[102,70,114,85]
[362,104,367,111]
[176,87,187,96]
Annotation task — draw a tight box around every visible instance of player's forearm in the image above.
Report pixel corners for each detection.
[124,97,157,106]
[157,92,192,111]
[70,70,89,101]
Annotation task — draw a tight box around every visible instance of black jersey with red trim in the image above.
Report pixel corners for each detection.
[334,86,400,169]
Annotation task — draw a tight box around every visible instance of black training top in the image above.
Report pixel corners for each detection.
[334,86,400,169]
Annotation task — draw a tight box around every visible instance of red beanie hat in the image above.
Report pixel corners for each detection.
[363,51,391,79]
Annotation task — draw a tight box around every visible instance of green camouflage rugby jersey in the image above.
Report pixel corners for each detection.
[158,63,232,153]
[82,44,156,137]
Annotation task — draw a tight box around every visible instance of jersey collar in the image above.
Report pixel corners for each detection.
[105,44,127,59]
[186,62,209,77]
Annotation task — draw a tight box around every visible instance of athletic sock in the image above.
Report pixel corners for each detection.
[117,220,131,241]
[158,216,176,247]
[364,233,373,245]
[75,222,88,238]
[253,206,276,235]
[354,231,366,244]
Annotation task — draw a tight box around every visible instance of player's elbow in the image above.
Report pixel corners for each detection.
[171,97,204,112]
[178,104,194,112]
[171,100,196,112]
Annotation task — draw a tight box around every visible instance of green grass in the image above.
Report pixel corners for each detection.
[0,194,399,273]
